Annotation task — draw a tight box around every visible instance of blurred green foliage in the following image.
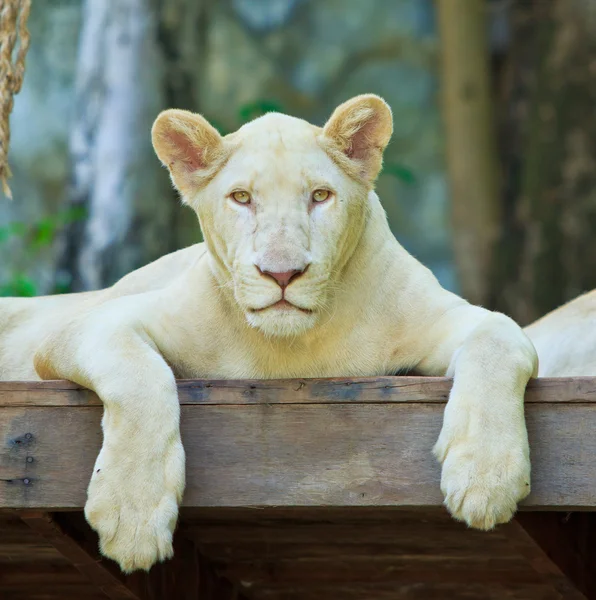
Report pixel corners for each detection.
[0,205,86,297]
[238,100,284,123]
[382,161,416,184]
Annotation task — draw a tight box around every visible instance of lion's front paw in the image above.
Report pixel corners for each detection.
[433,432,530,530]
[84,438,185,572]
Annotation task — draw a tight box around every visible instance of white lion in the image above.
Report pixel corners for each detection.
[0,95,583,573]
[524,289,596,376]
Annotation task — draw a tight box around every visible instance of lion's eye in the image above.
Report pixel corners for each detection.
[232,191,251,204]
[312,189,330,203]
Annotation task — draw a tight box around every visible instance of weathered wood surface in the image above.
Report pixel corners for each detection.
[21,511,140,599]
[2,375,596,405]
[0,511,249,600]
[0,513,108,600]
[188,507,586,600]
[505,519,588,600]
[1,508,587,600]
[1,377,596,509]
[518,512,596,600]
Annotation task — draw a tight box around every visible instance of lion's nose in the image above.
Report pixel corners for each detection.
[257,266,308,289]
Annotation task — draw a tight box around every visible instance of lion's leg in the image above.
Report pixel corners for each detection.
[35,325,185,573]
[431,312,537,529]
[413,305,538,530]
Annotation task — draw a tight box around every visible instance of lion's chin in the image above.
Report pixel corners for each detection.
[245,305,318,337]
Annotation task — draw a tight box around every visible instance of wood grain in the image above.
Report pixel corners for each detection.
[505,519,588,600]
[20,511,139,600]
[1,377,595,509]
[245,583,562,600]
[1,376,596,406]
[518,512,596,600]
[0,513,108,600]
[1,506,587,599]
[186,508,586,598]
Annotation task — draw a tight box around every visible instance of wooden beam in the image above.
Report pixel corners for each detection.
[19,510,246,600]
[187,507,567,599]
[3,375,596,406]
[20,511,139,600]
[504,518,587,600]
[517,512,596,600]
[1,377,596,510]
[215,555,544,586]
[236,584,565,600]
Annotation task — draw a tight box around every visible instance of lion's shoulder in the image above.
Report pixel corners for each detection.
[108,243,207,297]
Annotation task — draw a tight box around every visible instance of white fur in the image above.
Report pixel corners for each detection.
[0,96,540,571]
[524,289,596,377]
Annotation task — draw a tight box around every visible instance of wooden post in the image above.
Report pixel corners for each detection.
[436,0,501,305]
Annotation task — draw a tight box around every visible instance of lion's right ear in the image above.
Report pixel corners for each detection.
[322,95,393,183]
[152,109,224,198]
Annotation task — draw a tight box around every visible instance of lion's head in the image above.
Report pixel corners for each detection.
[152,95,393,337]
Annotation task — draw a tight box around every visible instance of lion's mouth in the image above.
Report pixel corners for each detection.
[250,299,313,314]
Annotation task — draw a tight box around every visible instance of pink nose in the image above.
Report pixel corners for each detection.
[258,267,306,288]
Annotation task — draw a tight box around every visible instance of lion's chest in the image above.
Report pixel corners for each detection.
[175,319,406,380]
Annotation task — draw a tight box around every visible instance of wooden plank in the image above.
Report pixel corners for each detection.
[188,522,510,546]
[1,378,596,509]
[20,511,140,600]
[186,509,586,600]
[1,376,596,406]
[124,532,244,600]
[249,583,561,600]
[0,513,108,600]
[504,518,587,600]
[217,557,543,586]
[188,507,579,600]
[0,508,579,600]
[16,511,247,600]
[518,513,596,600]
[198,543,508,562]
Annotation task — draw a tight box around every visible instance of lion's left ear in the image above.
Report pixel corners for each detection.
[322,95,393,182]
[152,109,225,198]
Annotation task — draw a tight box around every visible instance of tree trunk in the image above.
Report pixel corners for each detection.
[436,0,501,306]
[57,0,206,292]
[491,0,596,324]
[153,0,208,251]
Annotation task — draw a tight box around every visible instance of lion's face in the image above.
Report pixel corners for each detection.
[152,95,393,337]
[192,115,379,338]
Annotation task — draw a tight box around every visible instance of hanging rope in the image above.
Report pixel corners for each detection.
[0,0,31,199]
